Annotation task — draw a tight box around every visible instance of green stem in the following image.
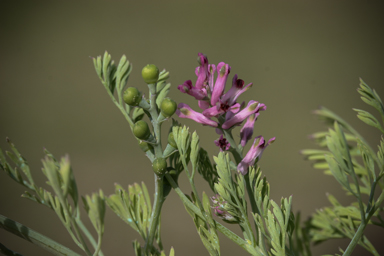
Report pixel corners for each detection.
[76,218,104,256]
[224,130,261,242]
[92,231,102,256]
[223,130,242,164]
[0,214,81,256]
[343,190,381,256]
[148,83,163,157]
[179,151,215,229]
[103,82,134,128]
[145,173,165,255]
[342,223,367,256]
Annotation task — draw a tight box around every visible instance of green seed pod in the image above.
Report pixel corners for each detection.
[152,158,167,175]
[160,98,177,117]
[142,64,159,84]
[133,120,151,140]
[138,140,153,152]
[168,132,177,148]
[123,87,142,106]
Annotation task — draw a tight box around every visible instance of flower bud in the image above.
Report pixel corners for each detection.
[160,98,177,117]
[133,120,151,140]
[211,194,239,224]
[123,87,142,106]
[152,157,167,175]
[138,140,153,152]
[141,64,159,84]
[168,132,177,148]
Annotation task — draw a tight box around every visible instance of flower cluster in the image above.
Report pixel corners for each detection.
[176,53,265,131]
[177,53,275,175]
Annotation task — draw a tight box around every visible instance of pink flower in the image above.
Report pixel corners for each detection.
[214,135,231,151]
[176,53,266,134]
[202,101,241,118]
[237,136,275,175]
[240,113,258,147]
[211,62,231,106]
[177,80,207,100]
[222,101,266,130]
[176,103,218,127]
[195,53,209,89]
[221,74,253,106]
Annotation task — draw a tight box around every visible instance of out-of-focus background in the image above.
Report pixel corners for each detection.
[1,1,384,255]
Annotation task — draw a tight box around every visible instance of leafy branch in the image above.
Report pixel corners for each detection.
[303,79,384,255]
[0,139,105,256]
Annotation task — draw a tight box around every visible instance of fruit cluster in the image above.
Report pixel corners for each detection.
[123,64,177,176]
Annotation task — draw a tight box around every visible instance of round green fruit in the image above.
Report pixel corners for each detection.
[133,120,151,140]
[123,87,142,106]
[138,140,153,152]
[141,64,159,84]
[152,158,167,175]
[160,98,177,117]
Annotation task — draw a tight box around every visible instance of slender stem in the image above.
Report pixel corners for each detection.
[148,83,163,157]
[92,231,102,256]
[165,174,264,256]
[223,130,242,164]
[350,170,366,222]
[145,174,165,255]
[0,214,81,256]
[179,152,214,228]
[70,219,92,255]
[224,130,261,238]
[103,83,134,128]
[343,186,382,256]
[76,218,104,256]
[342,223,367,256]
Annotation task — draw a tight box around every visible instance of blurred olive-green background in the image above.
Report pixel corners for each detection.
[1,1,384,255]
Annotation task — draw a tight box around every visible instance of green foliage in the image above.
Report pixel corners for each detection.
[248,167,303,256]
[107,183,166,256]
[132,240,175,256]
[303,79,384,255]
[197,148,218,192]
[107,183,152,237]
[4,52,384,256]
[0,139,105,256]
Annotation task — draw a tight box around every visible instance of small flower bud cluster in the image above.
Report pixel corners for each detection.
[211,194,239,224]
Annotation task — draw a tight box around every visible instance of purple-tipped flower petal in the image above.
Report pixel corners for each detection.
[240,113,259,147]
[177,80,207,100]
[203,101,241,118]
[214,135,231,151]
[176,103,218,127]
[221,74,253,105]
[222,101,266,130]
[237,136,276,175]
[195,53,209,89]
[211,62,231,106]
